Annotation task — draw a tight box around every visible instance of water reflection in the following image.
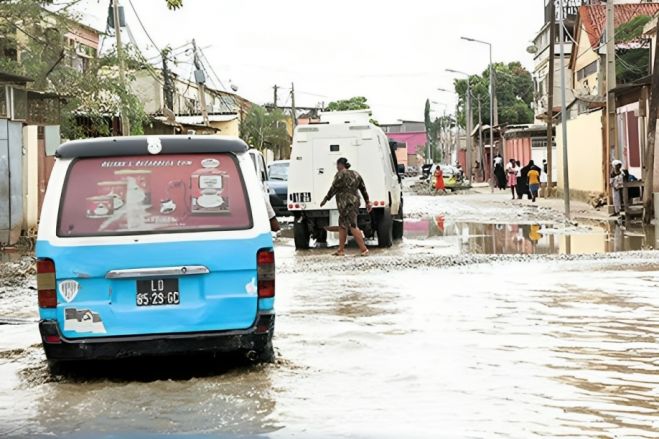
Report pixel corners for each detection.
[404,217,658,255]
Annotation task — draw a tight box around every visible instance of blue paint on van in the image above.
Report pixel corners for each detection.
[258,298,275,311]
[37,233,272,339]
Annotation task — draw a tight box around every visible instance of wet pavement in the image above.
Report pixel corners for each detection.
[1,192,659,438]
[404,218,658,255]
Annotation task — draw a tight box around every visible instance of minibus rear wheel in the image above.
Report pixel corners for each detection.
[254,340,275,363]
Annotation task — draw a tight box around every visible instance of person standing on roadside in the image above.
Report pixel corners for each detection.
[610,160,624,216]
[527,163,541,202]
[515,160,524,199]
[493,154,507,190]
[321,157,372,257]
[434,165,446,194]
[506,159,518,200]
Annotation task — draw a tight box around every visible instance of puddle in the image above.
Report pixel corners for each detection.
[404,217,658,255]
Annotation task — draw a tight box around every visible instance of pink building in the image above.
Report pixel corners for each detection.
[387,131,427,167]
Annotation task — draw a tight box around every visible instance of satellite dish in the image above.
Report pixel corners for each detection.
[230,82,239,92]
[526,44,539,54]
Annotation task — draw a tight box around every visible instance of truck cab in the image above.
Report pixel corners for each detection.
[287,110,404,249]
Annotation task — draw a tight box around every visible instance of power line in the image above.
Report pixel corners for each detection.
[127,0,161,53]
[196,46,235,112]
[198,47,228,91]
[570,2,653,67]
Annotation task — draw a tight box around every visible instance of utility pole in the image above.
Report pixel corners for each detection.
[290,82,297,127]
[478,97,485,181]
[112,0,130,135]
[444,110,450,163]
[642,31,659,223]
[488,44,496,158]
[466,81,473,181]
[545,0,556,198]
[558,0,571,219]
[605,0,618,204]
[192,39,210,126]
[162,48,174,112]
[460,37,496,179]
[273,85,278,109]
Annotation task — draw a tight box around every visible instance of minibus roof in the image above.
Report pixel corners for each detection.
[56,135,248,159]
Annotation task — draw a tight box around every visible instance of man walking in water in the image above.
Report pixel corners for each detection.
[320,157,372,257]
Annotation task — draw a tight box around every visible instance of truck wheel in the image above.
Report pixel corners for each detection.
[376,210,393,248]
[294,220,310,250]
[392,201,404,241]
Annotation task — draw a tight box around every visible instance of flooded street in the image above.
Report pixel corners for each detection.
[2,191,659,438]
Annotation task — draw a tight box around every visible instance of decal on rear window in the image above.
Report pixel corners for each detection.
[57,154,252,237]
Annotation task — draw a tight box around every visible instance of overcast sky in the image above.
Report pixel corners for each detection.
[76,0,545,123]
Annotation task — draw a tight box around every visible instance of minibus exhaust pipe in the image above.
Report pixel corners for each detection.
[246,350,258,361]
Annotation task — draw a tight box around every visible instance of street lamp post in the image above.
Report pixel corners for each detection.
[558,0,571,218]
[461,37,497,180]
[445,70,473,181]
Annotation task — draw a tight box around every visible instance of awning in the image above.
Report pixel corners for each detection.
[175,114,238,125]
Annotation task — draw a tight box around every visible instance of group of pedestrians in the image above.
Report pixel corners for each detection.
[493,154,545,202]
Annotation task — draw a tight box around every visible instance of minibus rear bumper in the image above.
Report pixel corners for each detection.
[39,313,274,360]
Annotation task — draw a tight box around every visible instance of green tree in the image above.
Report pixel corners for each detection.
[165,0,183,9]
[423,99,436,161]
[326,96,370,111]
[454,61,534,127]
[0,0,147,138]
[615,15,653,84]
[326,96,379,124]
[240,106,291,160]
[423,99,453,163]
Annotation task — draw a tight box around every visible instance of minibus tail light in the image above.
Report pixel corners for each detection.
[37,259,57,308]
[257,249,275,298]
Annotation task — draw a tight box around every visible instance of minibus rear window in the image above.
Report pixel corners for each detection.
[57,154,252,237]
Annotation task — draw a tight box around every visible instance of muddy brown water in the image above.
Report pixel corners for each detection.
[404,219,658,255]
[280,218,658,255]
[1,255,659,437]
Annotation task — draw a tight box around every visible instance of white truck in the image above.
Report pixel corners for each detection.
[287,110,404,249]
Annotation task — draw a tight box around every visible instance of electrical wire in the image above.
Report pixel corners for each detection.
[5,21,55,50]
[570,2,654,67]
[127,0,161,54]
[196,47,236,112]
[124,25,166,88]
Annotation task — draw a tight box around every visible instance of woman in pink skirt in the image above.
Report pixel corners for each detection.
[506,159,518,200]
